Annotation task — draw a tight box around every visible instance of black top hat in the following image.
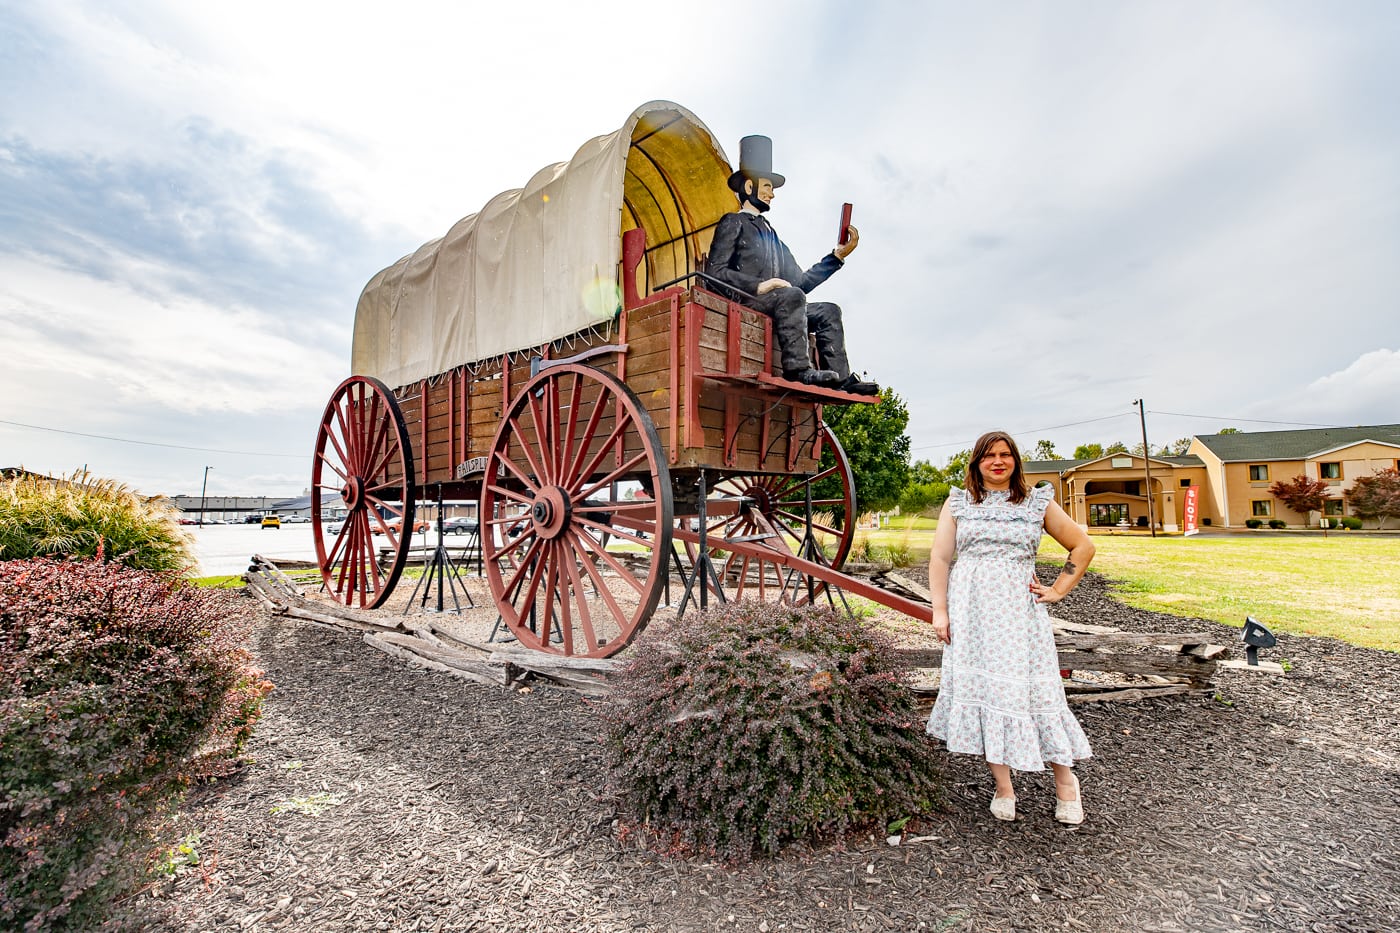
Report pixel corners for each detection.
[727,135,786,193]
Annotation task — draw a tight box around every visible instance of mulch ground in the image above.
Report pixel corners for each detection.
[142,569,1400,933]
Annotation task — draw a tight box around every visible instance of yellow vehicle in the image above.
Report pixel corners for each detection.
[261,515,281,529]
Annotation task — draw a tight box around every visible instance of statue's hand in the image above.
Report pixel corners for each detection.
[756,278,790,295]
[834,224,859,261]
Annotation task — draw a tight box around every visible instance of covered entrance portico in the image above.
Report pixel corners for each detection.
[1030,453,1208,534]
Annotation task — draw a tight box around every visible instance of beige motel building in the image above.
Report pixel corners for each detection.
[1023,423,1400,531]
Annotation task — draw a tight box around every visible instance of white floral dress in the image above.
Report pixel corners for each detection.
[925,485,1092,772]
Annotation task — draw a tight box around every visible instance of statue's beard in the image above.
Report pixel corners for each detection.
[744,187,771,213]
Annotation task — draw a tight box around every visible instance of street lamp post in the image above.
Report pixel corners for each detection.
[1133,400,1156,538]
[198,466,212,528]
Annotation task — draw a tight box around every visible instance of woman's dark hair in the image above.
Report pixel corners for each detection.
[965,430,1028,504]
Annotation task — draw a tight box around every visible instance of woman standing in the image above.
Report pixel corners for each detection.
[925,431,1095,823]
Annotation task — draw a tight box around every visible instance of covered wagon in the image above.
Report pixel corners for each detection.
[311,100,922,658]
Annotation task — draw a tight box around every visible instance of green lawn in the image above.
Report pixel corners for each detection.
[860,516,1400,651]
[1046,534,1400,652]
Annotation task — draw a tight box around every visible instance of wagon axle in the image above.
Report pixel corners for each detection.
[530,488,572,540]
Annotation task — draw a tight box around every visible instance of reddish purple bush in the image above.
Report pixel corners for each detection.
[0,558,272,931]
[603,602,941,861]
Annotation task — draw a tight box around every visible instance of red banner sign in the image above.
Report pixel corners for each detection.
[1183,485,1200,536]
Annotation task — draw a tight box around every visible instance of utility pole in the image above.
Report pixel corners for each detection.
[199,466,212,527]
[1133,400,1156,538]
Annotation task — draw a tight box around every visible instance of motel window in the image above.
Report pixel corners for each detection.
[1320,462,1342,479]
[1180,478,1191,487]
[1324,500,1345,516]
[1252,500,1272,517]
[1248,464,1269,481]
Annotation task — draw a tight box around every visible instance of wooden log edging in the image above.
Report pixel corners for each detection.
[242,559,522,690]
[245,556,1263,702]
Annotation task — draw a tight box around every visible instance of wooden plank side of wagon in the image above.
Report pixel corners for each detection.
[678,301,823,475]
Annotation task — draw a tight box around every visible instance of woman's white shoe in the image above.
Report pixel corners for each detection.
[1054,783,1084,825]
[989,796,1016,821]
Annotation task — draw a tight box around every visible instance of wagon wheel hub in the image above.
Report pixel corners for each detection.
[341,476,365,510]
[747,484,777,515]
[531,486,572,540]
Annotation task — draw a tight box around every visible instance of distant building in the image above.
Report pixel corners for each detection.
[1024,423,1400,530]
[1,467,52,480]
[166,495,288,522]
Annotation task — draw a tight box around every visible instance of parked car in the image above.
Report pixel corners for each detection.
[281,514,311,523]
[326,519,346,535]
[244,514,265,524]
[371,517,429,536]
[261,515,281,529]
[442,516,479,536]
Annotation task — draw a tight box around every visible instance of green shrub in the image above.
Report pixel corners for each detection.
[1338,516,1363,530]
[603,602,940,861]
[1244,519,1264,529]
[1267,519,1287,529]
[0,472,193,571]
[0,558,272,930]
[885,537,914,568]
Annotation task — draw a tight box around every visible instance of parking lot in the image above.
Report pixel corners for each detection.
[186,523,469,576]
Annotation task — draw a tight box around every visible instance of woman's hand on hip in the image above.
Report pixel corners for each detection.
[1029,578,1064,604]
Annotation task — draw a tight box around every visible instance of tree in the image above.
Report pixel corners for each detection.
[1030,439,1059,461]
[898,480,950,516]
[1347,468,1400,530]
[1268,475,1333,519]
[1073,443,1104,460]
[1130,442,1148,457]
[1104,441,1128,455]
[943,449,972,486]
[900,458,949,515]
[819,391,911,515]
[909,459,945,485]
[1218,427,1241,435]
[1158,437,1192,456]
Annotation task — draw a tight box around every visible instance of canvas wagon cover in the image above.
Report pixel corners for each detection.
[352,101,734,388]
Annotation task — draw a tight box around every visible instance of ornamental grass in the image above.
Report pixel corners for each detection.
[0,471,193,572]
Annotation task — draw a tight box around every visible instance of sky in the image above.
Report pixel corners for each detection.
[2,1,1398,497]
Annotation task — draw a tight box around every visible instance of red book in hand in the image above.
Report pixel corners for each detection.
[838,202,853,245]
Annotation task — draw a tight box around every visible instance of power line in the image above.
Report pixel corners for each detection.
[910,410,1134,452]
[1146,411,1346,429]
[0,418,306,459]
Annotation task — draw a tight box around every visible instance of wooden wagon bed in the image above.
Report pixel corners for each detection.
[391,283,877,506]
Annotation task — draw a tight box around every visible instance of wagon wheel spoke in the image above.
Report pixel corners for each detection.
[312,375,415,609]
[482,363,670,658]
[559,539,599,653]
[494,446,545,496]
[696,424,856,606]
[559,372,584,485]
[316,453,351,485]
[575,452,649,502]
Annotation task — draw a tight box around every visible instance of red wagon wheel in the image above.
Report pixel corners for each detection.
[481,363,672,658]
[700,423,856,604]
[311,375,416,608]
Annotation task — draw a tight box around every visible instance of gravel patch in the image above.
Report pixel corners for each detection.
[141,569,1400,932]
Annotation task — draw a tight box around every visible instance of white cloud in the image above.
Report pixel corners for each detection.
[1273,349,1400,424]
[0,254,344,417]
